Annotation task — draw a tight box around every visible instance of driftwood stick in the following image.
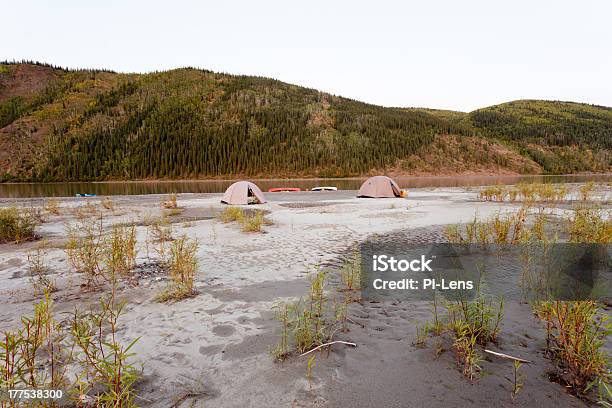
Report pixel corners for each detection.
[346,316,365,328]
[300,341,357,357]
[485,349,532,363]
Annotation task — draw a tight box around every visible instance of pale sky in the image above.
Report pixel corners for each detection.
[3,0,612,111]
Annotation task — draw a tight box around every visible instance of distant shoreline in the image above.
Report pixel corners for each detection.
[1,172,611,185]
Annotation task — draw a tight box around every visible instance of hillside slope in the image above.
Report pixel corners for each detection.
[465,100,612,173]
[0,62,609,181]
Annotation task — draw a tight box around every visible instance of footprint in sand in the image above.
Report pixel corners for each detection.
[212,324,236,337]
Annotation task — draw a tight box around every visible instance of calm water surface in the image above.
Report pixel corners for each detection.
[0,174,609,198]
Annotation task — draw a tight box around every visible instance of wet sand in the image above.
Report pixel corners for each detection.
[0,188,608,407]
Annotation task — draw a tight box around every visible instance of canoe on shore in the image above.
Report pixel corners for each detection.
[311,186,338,191]
[268,187,301,192]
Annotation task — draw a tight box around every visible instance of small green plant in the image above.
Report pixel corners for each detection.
[427,271,504,379]
[156,235,199,302]
[510,360,524,401]
[1,282,142,406]
[444,224,462,244]
[271,269,337,359]
[0,294,70,400]
[452,320,482,380]
[412,323,429,348]
[306,354,316,389]
[340,251,361,293]
[70,280,142,407]
[270,302,291,360]
[0,206,38,244]
[446,284,504,346]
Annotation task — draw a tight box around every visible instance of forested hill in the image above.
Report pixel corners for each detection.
[0,62,609,181]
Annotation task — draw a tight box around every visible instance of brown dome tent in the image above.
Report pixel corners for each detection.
[357,176,402,198]
[221,181,267,205]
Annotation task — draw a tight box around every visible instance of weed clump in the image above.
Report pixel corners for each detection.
[241,211,265,232]
[27,242,57,295]
[105,225,137,277]
[579,181,595,201]
[44,198,61,215]
[162,193,178,209]
[340,251,361,292]
[534,301,611,396]
[101,196,116,211]
[218,207,271,233]
[477,182,585,203]
[65,215,105,286]
[271,270,335,360]
[156,235,199,302]
[445,207,534,245]
[218,206,245,223]
[0,206,39,243]
[147,215,173,242]
[567,206,611,244]
[1,288,142,406]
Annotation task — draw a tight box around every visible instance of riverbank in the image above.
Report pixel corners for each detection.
[1,174,610,198]
[0,187,609,407]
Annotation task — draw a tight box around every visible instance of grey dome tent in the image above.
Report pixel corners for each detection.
[221,181,267,205]
[357,176,402,198]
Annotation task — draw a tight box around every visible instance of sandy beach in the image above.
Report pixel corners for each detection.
[0,187,609,407]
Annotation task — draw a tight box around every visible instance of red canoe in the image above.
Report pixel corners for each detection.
[268,187,302,192]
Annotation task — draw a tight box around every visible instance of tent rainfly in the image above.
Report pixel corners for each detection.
[221,181,267,205]
[357,176,402,198]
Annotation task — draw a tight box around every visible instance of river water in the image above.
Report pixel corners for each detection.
[0,174,609,198]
